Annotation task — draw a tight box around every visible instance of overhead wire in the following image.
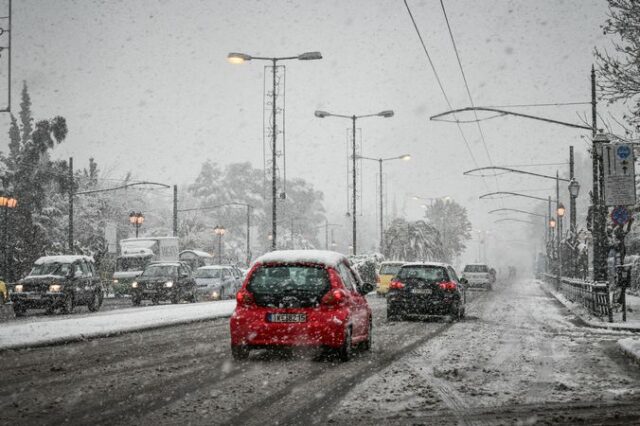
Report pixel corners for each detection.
[402,0,482,173]
[438,0,499,198]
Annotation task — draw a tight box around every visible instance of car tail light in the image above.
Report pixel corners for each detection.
[321,288,348,306]
[438,281,457,291]
[389,280,405,290]
[236,289,255,306]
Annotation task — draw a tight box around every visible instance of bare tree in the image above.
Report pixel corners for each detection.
[595,0,640,132]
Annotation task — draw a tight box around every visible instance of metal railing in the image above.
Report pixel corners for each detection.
[542,273,611,319]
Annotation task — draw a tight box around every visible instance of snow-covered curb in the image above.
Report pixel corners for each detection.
[538,280,640,332]
[618,338,640,365]
[0,300,236,351]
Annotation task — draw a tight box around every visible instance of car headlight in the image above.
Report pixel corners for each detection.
[164,281,174,288]
[211,290,219,299]
[49,284,62,292]
[113,279,119,284]
[131,282,138,288]
[14,284,23,293]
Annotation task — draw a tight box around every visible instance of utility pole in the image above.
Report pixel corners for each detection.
[173,185,178,237]
[591,65,607,282]
[271,58,277,251]
[569,146,576,277]
[68,157,73,253]
[246,205,251,265]
[556,171,561,285]
[352,115,357,255]
[379,158,384,253]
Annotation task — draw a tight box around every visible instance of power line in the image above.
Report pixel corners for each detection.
[439,0,496,174]
[484,101,590,109]
[402,0,481,171]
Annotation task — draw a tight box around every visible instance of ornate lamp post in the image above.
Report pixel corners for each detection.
[214,225,226,264]
[568,178,580,276]
[557,203,566,278]
[128,211,144,238]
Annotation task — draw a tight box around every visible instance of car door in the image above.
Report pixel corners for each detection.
[337,262,368,338]
[73,261,88,303]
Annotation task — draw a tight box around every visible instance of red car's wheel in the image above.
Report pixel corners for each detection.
[231,345,249,360]
[338,327,353,361]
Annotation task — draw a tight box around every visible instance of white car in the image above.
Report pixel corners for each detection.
[461,263,493,290]
[194,266,242,300]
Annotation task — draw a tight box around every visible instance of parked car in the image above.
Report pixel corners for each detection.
[376,261,405,296]
[130,262,197,305]
[230,250,374,361]
[461,263,493,290]
[10,255,103,316]
[194,265,241,300]
[386,262,466,321]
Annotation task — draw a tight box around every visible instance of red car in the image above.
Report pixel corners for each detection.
[230,250,374,361]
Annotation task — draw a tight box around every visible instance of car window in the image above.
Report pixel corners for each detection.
[195,268,222,279]
[379,264,402,275]
[463,264,488,273]
[142,265,178,277]
[78,261,90,277]
[247,265,330,296]
[397,266,448,282]
[223,269,231,279]
[448,267,459,282]
[337,263,357,292]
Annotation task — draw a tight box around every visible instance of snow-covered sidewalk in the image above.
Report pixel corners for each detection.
[540,280,640,365]
[0,300,236,351]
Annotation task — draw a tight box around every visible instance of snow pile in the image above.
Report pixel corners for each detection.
[0,300,236,350]
[254,250,346,268]
[618,338,640,364]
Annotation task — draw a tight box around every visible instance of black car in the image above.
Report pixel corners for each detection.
[386,262,466,321]
[130,262,197,305]
[10,255,103,316]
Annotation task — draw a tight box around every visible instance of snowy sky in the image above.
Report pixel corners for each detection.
[0,0,621,263]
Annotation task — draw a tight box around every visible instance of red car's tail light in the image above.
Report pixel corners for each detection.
[389,280,405,289]
[236,289,255,306]
[321,288,348,306]
[438,281,457,291]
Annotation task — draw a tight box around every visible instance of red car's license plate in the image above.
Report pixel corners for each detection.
[268,313,306,323]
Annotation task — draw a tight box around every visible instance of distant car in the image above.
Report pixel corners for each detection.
[461,263,493,290]
[10,255,103,316]
[376,261,405,296]
[130,262,197,305]
[230,250,374,361]
[194,265,241,300]
[386,262,466,321]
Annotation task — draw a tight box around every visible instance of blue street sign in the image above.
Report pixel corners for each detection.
[611,205,631,226]
[616,144,631,160]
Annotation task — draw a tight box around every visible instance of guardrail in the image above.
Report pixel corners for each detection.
[542,273,611,319]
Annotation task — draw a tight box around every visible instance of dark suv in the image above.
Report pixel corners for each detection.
[130,262,197,305]
[10,255,103,316]
[386,262,466,321]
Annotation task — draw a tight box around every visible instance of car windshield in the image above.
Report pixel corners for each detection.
[116,257,148,271]
[397,266,448,282]
[195,268,222,279]
[248,265,330,296]
[464,265,489,273]
[29,262,72,277]
[380,264,403,275]
[141,265,178,277]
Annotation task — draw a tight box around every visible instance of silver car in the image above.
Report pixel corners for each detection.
[194,266,241,300]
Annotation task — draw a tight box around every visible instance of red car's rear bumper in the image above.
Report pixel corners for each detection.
[230,306,350,349]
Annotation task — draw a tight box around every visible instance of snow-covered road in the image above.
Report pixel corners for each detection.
[0,300,236,350]
[2,279,640,425]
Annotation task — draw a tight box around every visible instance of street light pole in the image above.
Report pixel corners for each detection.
[213,225,226,264]
[315,109,395,255]
[358,154,411,253]
[228,51,322,251]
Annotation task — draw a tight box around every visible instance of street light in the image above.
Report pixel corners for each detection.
[357,153,411,252]
[214,225,226,264]
[229,51,322,251]
[314,109,394,255]
[549,217,556,228]
[128,211,144,238]
[0,192,17,282]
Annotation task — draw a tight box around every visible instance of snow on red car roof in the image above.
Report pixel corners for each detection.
[254,250,347,268]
